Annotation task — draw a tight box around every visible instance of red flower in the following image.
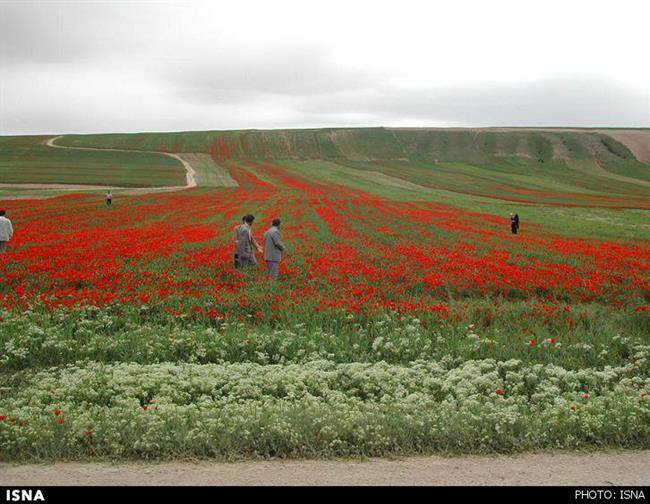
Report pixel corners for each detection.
[0,415,5,421]
[84,430,93,436]
[527,338,536,347]
[550,338,557,344]
[54,409,62,417]
[143,405,149,411]
[583,394,589,400]
[495,389,504,396]
[57,417,65,425]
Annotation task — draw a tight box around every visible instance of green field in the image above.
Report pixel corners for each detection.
[1,128,649,461]
[56,128,650,207]
[273,159,650,241]
[0,136,186,188]
[2,128,649,240]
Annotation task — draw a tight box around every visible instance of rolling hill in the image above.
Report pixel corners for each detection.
[52,127,650,208]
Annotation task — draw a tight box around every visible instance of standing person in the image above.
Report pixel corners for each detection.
[233,214,262,269]
[510,212,520,234]
[263,218,285,280]
[0,210,14,254]
[106,191,113,206]
[233,215,247,269]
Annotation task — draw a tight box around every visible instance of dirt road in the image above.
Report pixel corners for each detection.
[2,451,648,486]
[1,137,198,199]
[45,136,197,189]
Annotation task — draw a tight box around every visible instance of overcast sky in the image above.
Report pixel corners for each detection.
[0,0,648,134]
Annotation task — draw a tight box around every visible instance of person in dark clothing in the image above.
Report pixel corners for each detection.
[510,212,520,234]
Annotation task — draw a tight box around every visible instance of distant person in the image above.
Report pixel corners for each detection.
[510,212,520,234]
[106,191,113,206]
[263,218,285,280]
[233,214,262,269]
[0,210,14,254]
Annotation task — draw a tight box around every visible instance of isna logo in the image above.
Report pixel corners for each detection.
[5,489,45,502]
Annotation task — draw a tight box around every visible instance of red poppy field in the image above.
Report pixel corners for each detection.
[0,132,649,460]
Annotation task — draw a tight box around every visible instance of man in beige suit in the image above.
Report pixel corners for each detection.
[263,218,285,280]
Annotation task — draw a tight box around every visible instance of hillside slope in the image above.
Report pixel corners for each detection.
[58,127,648,164]
[57,128,650,208]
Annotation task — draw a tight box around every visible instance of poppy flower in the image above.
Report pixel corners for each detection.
[496,389,504,396]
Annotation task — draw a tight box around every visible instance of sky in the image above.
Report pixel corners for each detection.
[0,0,648,135]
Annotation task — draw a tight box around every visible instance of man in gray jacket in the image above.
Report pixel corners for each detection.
[263,218,285,280]
[0,209,14,254]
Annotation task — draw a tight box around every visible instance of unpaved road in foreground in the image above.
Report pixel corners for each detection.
[2,451,648,486]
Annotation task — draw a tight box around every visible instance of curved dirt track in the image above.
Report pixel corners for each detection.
[2,451,648,486]
[44,135,197,191]
[1,138,197,199]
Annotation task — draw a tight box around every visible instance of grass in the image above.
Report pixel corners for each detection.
[0,136,186,188]
[176,153,238,187]
[49,127,650,208]
[276,159,650,240]
[0,128,648,460]
[3,357,648,460]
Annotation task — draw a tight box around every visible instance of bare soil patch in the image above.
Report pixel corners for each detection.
[595,130,650,163]
[1,451,648,486]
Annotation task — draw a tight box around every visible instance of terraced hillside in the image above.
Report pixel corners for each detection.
[58,128,647,163]
[57,128,650,208]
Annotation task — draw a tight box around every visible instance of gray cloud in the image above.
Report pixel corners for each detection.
[0,1,185,65]
[165,46,385,104]
[296,75,649,126]
[0,0,647,134]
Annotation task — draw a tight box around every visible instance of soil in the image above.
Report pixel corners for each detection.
[1,451,648,486]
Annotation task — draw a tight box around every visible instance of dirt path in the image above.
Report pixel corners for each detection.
[1,137,198,199]
[1,451,648,486]
[45,136,197,190]
[175,153,238,187]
